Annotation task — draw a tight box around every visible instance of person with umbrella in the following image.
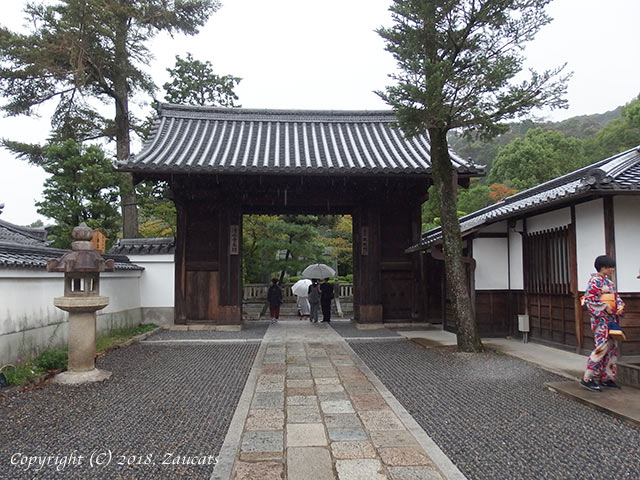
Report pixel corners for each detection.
[320,278,335,323]
[292,279,311,321]
[308,279,321,323]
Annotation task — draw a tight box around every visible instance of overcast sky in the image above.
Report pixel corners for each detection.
[1,0,639,225]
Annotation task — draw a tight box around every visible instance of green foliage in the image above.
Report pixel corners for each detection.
[164,53,241,107]
[35,349,68,371]
[324,216,353,277]
[242,215,351,283]
[36,139,123,249]
[488,128,585,190]
[2,363,44,386]
[377,0,570,138]
[422,182,495,230]
[136,181,176,237]
[95,323,157,352]
[0,0,220,237]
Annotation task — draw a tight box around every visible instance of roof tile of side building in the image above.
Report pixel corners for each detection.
[117,103,485,177]
[0,218,48,246]
[109,237,175,255]
[0,241,142,270]
[408,145,640,251]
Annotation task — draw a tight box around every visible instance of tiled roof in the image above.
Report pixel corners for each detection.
[118,104,484,177]
[0,242,142,271]
[0,219,48,246]
[408,146,640,251]
[109,238,175,255]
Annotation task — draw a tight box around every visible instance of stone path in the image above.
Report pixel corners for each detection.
[214,320,464,480]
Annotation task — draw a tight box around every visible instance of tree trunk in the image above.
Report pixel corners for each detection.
[114,15,138,238]
[429,127,483,352]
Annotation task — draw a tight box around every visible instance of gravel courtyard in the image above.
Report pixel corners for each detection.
[0,342,258,479]
[350,339,640,480]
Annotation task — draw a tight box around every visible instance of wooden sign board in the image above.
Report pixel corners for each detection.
[91,229,106,253]
[230,225,240,255]
[361,226,369,256]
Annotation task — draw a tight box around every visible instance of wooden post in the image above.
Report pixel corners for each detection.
[174,200,187,324]
[569,206,582,351]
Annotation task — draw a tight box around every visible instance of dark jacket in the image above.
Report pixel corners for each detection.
[267,284,283,307]
[308,283,321,303]
[320,282,334,302]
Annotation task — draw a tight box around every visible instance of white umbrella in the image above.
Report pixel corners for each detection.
[301,263,336,279]
[291,278,312,297]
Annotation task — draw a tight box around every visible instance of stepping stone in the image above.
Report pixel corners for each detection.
[387,466,443,480]
[331,440,377,459]
[328,428,368,442]
[287,447,335,480]
[240,431,283,460]
[287,423,327,447]
[358,411,405,431]
[287,379,314,388]
[378,447,432,466]
[316,383,345,393]
[321,400,355,414]
[369,431,420,448]
[324,413,362,429]
[350,394,389,411]
[335,459,388,480]
[245,409,285,431]
[315,377,341,385]
[287,405,322,423]
[252,392,284,409]
[286,395,317,406]
[233,460,284,480]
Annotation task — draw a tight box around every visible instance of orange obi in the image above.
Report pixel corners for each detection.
[600,293,617,313]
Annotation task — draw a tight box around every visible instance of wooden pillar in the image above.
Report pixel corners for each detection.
[603,196,617,285]
[218,202,242,324]
[174,199,187,324]
[569,206,583,351]
[353,205,383,323]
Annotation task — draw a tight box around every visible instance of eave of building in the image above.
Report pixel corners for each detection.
[118,103,485,179]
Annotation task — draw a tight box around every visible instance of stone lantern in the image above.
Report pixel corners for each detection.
[47,224,115,384]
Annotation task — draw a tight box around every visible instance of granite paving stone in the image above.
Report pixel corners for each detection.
[287,387,315,396]
[245,409,285,431]
[377,447,432,466]
[316,383,345,393]
[251,392,285,409]
[240,431,284,454]
[287,379,314,388]
[335,458,388,480]
[358,411,405,431]
[286,395,318,406]
[287,447,335,480]
[286,423,328,447]
[330,441,377,459]
[321,399,356,414]
[318,391,349,402]
[232,461,284,480]
[315,377,341,385]
[327,428,369,441]
[350,394,389,411]
[287,405,323,423]
[324,413,363,429]
[387,466,443,480]
[369,431,420,448]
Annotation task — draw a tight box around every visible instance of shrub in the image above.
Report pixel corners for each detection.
[35,349,68,371]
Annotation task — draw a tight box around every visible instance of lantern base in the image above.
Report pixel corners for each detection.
[52,368,112,385]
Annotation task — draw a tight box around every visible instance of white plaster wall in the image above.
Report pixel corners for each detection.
[473,237,509,290]
[127,254,175,307]
[526,207,571,234]
[575,199,605,290]
[509,229,524,290]
[613,196,640,293]
[0,269,142,365]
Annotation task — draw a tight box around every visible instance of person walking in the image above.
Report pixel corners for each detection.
[297,293,310,321]
[308,279,321,323]
[580,255,625,391]
[267,278,283,324]
[320,278,334,323]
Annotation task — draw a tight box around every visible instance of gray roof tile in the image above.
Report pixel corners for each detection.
[118,104,484,177]
[109,238,175,255]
